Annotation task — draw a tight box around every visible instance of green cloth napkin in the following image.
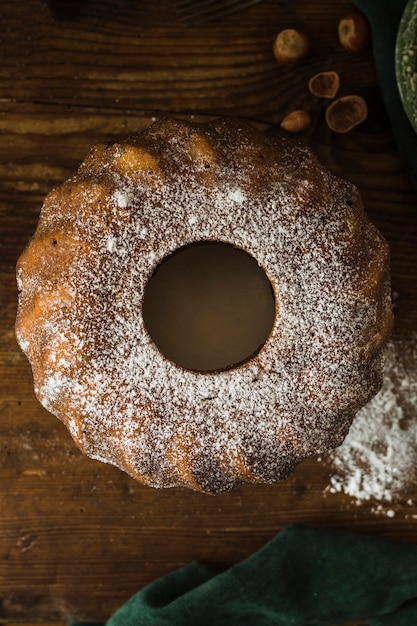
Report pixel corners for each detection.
[70,524,417,625]
[352,0,417,189]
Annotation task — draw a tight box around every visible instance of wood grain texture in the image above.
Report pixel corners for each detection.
[1,0,417,623]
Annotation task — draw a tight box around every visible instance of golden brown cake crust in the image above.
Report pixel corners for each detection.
[15,118,393,493]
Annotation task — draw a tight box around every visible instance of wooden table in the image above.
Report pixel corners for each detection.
[1,0,416,623]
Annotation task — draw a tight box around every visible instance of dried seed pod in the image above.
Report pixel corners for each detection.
[308,71,340,99]
[273,29,310,65]
[280,110,311,132]
[338,11,370,52]
[325,95,368,133]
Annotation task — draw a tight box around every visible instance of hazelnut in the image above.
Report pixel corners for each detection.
[280,110,311,133]
[308,71,340,99]
[325,95,368,133]
[338,11,370,52]
[273,29,310,65]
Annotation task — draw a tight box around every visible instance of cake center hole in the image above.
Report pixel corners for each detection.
[142,241,276,372]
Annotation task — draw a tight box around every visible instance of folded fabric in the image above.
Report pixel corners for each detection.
[352,0,417,189]
[70,523,417,626]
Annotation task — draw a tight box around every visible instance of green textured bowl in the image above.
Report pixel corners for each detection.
[396,0,417,133]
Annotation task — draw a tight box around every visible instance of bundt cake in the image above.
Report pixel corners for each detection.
[15,117,393,494]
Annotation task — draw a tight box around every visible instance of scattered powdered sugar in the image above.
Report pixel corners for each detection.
[325,336,417,504]
[15,118,392,493]
[113,189,132,208]
[229,188,246,204]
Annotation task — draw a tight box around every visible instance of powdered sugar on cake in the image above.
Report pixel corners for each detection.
[15,118,392,493]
